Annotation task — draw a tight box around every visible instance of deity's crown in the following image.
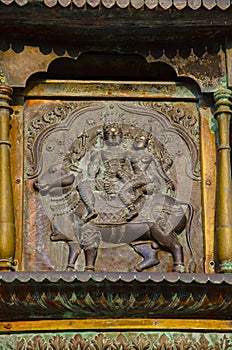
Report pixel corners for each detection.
[136,123,152,137]
[143,123,152,135]
[102,110,123,132]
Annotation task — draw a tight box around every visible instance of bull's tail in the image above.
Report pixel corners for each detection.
[181,202,196,273]
[185,202,194,256]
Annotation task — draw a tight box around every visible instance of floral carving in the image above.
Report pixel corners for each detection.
[174,334,194,350]
[26,101,93,177]
[194,335,214,350]
[132,334,150,350]
[2,332,232,350]
[49,335,67,350]
[0,284,231,320]
[153,334,173,350]
[69,334,90,350]
[148,102,199,142]
[214,335,231,350]
[91,334,112,350]
[6,338,25,350]
[113,334,131,350]
[27,336,48,350]
[27,102,78,151]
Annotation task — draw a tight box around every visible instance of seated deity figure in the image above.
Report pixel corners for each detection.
[117,125,175,220]
[131,126,174,190]
[77,117,175,223]
[78,117,136,222]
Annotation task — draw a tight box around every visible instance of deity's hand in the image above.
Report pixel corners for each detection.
[145,183,155,195]
[167,180,175,193]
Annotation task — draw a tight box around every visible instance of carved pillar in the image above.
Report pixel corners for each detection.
[214,88,232,273]
[0,85,15,271]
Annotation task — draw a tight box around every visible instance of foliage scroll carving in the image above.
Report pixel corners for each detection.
[3,332,232,350]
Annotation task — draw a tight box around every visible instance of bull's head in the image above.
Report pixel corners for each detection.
[34,163,75,196]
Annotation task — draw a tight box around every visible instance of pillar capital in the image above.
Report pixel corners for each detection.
[0,85,13,110]
[214,88,232,116]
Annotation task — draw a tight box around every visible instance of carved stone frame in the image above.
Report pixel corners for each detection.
[0,76,231,337]
[15,80,216,275]
[0,1,231,344]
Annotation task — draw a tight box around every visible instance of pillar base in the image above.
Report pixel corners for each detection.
[0,259,16,271]
[218,260,232,273]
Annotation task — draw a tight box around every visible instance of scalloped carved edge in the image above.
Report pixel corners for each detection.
[0,0,231,10]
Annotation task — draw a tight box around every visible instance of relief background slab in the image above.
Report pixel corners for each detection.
[23,100,203,273]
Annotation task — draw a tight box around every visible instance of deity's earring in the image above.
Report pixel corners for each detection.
[121,131,129,148]
[147,139,153,152]
[100,132,105,148]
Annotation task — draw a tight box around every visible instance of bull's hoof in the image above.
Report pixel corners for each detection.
[173,262,185,273]
[85,266,95,271]
[136,257,160,272]
[50,232,67,241]
[66,264,75,271]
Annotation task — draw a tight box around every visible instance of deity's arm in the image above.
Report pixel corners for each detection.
[87,151,101,178]
[125,151,140,175]
[152,157,175,191]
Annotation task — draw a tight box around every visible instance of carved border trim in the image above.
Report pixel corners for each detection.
[1,331,232,350]
[0,272,231,321]
[0,0,231,11]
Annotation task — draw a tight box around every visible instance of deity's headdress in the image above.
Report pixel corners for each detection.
[102,107,123,135]
[135,123,152,139]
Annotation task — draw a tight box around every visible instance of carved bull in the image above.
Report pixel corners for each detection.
[34,163,195,273]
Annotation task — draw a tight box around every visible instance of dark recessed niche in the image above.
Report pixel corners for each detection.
[27,53,178,82]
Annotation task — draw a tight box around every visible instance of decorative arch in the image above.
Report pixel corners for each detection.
[28,54,179,82]
[26,53,202,93]
[0,47,222,92]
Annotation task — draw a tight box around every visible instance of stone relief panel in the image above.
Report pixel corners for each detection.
[24,100,203,273]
